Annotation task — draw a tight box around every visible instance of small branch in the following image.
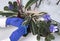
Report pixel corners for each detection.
[56,0,60,5]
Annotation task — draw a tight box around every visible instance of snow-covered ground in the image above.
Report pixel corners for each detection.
[0,26,18,41]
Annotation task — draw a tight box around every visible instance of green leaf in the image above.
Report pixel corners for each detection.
[4,6,9,10]
[25,0,38,9]
[45,36,51,41]
[22,16,31,26]
[30,20,36,35]
[49,34,55,40]
[45,34,55,41]
[37,21,50,37]
[30,19,38,35]
[57,32,60,35]
[37,35,40,41]
[45,38,51,41]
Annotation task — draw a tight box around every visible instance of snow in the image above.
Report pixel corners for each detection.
[0,26,18,41]
[0,17,7,28]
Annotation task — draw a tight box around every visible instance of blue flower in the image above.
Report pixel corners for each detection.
[9,4,14,10]
[43,14,51,21]
[49,24,58,33]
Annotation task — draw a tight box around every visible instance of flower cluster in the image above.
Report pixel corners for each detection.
[43,14,58,33]
[43,14,51,21]
[38,13,58,33]
[49,25,58,33]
